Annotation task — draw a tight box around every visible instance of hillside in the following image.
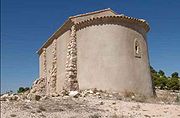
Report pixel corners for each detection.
[1,89,180,118]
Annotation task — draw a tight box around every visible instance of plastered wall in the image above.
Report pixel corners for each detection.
[56,30,70,93]
[39,22,153,96]
[76,24,153,96]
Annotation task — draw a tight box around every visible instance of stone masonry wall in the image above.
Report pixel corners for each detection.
[64,25,79,91]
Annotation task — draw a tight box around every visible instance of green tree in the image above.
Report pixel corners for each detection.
[167,78,180,90]
[17,87,30,93]
[150,66,180,91]
[171,72,179,78]
[17,87,25,93]
[154,77,168,90]
[150,66,156,73]
[158,70,165,77]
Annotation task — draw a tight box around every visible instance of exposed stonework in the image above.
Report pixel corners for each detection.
[30,48,47,95]
[34,8,154,97]
[42,48,47,78]
[64,25,79,91]
[30,77,46,95]
[49,39,57,95]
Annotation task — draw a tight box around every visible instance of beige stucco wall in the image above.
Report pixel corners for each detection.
[45,43,53,94]
[39,30,71,94]
[56,30,70,93]
[38,17,153,96]
[39,42,53,94]
[76,24,153,96]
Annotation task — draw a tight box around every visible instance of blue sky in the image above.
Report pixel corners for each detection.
[1,0,180,93]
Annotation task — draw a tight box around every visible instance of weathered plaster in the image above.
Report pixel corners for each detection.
[34,9,154,97]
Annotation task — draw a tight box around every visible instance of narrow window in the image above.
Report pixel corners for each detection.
[134,39,141,58]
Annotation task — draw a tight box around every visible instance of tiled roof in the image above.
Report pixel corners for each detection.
[69,8,117,19]
[37,8,149,54]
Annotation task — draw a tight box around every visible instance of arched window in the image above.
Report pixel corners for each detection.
[134,39,141,58]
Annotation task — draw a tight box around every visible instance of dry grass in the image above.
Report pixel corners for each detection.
[155,90,177,104]
[134,94,147,103]
[123,90,135,98]
[111,114,126,118]
[88,113,101,118]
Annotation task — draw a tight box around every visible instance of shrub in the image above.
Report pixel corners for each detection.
[150,66,156,73]
[154,77,168,90]
[171,72,179,78]
[150,66,180,91]
[175,95,180,103]
[124,90,135,98]
[158,70,165,77]
[167,78,180,90]
[17,87,30,93]
[89,113,101,118]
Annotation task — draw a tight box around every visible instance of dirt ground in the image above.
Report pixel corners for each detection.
[1,89,180,118]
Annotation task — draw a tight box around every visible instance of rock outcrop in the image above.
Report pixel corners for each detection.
[30,77,46,96]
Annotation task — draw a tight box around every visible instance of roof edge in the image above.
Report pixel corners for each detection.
[69,8,118,19]
[37,9,149,55]
[37,19,74,55]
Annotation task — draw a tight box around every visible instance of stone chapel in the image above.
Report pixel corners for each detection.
[31,8,154,97]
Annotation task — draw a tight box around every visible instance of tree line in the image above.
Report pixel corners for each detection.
[150,66,180,91]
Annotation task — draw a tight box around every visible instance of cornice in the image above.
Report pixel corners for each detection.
[37,10,150,55]
[69,8,117,19]
[75,15,149,32]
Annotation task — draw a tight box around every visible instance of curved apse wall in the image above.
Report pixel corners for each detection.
[76,21,153,96]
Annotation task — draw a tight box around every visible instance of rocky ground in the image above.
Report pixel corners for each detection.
[1,89,180,118]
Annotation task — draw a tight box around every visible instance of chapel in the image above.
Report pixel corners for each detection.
[32,8,154,96]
